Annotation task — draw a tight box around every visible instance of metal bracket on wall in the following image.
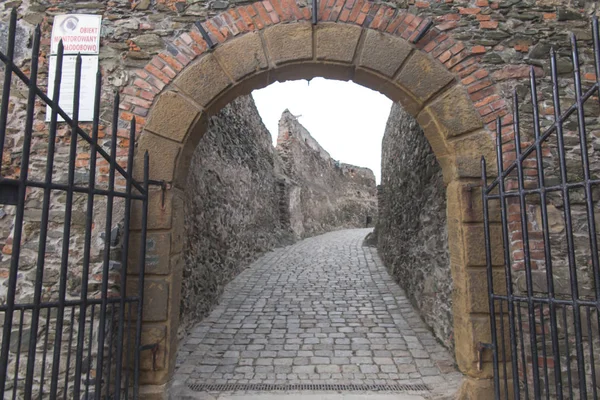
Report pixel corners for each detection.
[465,183,481,212]
[139,342,161,371]
[312,0,318,25]
[148,180,170,209]
[411,19,433,44]
[477,342,493,371]
[194,21,216,50]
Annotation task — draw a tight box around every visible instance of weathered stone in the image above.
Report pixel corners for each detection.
[358,30,412,77]
[463,224,503,267]
[215,31,268,80]
[127,278,170,322]
[134,131,181,182]
[315,23,361,63]
[263,23,312,65]
[174,54,232,107]
[128,232,172,275]
[139,324,167,371]
[396,50,455,104]
[146,91,201,143]
[376,103,453,351]
[421,85,482,139]
[131,189,174,231]
[131,34,164,51]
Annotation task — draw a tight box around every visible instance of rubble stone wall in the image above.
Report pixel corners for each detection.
[376,103,453,350]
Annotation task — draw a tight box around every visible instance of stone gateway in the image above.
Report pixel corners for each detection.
[1,0,599,398]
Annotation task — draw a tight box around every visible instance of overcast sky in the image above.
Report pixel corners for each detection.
[252,78,392,183]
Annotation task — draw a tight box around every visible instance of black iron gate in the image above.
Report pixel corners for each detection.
[0,10,149,400]
[483,17,600,400]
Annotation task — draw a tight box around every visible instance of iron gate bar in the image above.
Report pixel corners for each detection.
[494,118,522,400]
[50,50,82,400]
[72,68,102,400]
[529,63,563,398]
[513,91,541,400]
[551,41,588,398]
[0,19,39,397]
[23,36,64,400]
[481,155,500,399]
[0,179,146,200]
[114,117,137,400]
[0,9,16,163]
[95,94,121,400]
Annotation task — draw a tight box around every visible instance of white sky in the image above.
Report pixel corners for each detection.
[251,78,392,183]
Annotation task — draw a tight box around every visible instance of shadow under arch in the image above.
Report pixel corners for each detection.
[125,5,508,398]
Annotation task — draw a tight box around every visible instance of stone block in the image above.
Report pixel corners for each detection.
[358,29,412,77]
[139,324,167,371]
[215,31,268,80]
[463,223,504,266]
[127,277,170,322]
[456,377,496,400]
[134,131,181,183]
[453,312,492,377]
[396,51,455,104]
[422,85,483,139]
[263,22,313,65]
[415,109,449,160]
[316,23,361,63]
[131,188,174,231]
[145,91,201,143]
[449,130,497,179]
[128,231,172,275]
[174,54,232,107]
[446,180,501,224]
[462,267,507,313]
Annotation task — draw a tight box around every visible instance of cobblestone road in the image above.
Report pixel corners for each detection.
[171,229,463,398]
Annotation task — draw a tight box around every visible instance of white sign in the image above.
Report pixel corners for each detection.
[51,14,101,55]
[46,15,102,122]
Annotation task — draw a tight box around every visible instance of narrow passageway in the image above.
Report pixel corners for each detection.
[170,229,463,398]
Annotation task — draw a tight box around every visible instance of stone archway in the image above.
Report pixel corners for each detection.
[125,2,509,398]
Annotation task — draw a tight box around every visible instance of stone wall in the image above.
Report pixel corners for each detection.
[180,99,377,334]
[376,103,453,350]
[277,111,378,239]
[180,95,293,334]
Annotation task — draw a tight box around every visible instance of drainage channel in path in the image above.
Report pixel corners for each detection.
[169,229,463,399]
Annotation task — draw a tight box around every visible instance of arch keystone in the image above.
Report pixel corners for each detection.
[263,22,313,65]
[145,91,201,143]
[358,29,412,77]
[315,23,362,63]
[396,51,455,104]
[173,54,232,107]
[214,31,268,81]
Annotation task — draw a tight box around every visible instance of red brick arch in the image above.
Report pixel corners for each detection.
[124,1,513,398]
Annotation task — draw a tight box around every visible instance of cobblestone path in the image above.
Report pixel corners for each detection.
[170,229,463,398]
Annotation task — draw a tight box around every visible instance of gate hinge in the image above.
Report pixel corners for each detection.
[147,179,170,209]
[140,342,161,371]
[477,342,494,371]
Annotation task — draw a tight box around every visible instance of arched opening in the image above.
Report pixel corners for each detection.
[125,9,505,398]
